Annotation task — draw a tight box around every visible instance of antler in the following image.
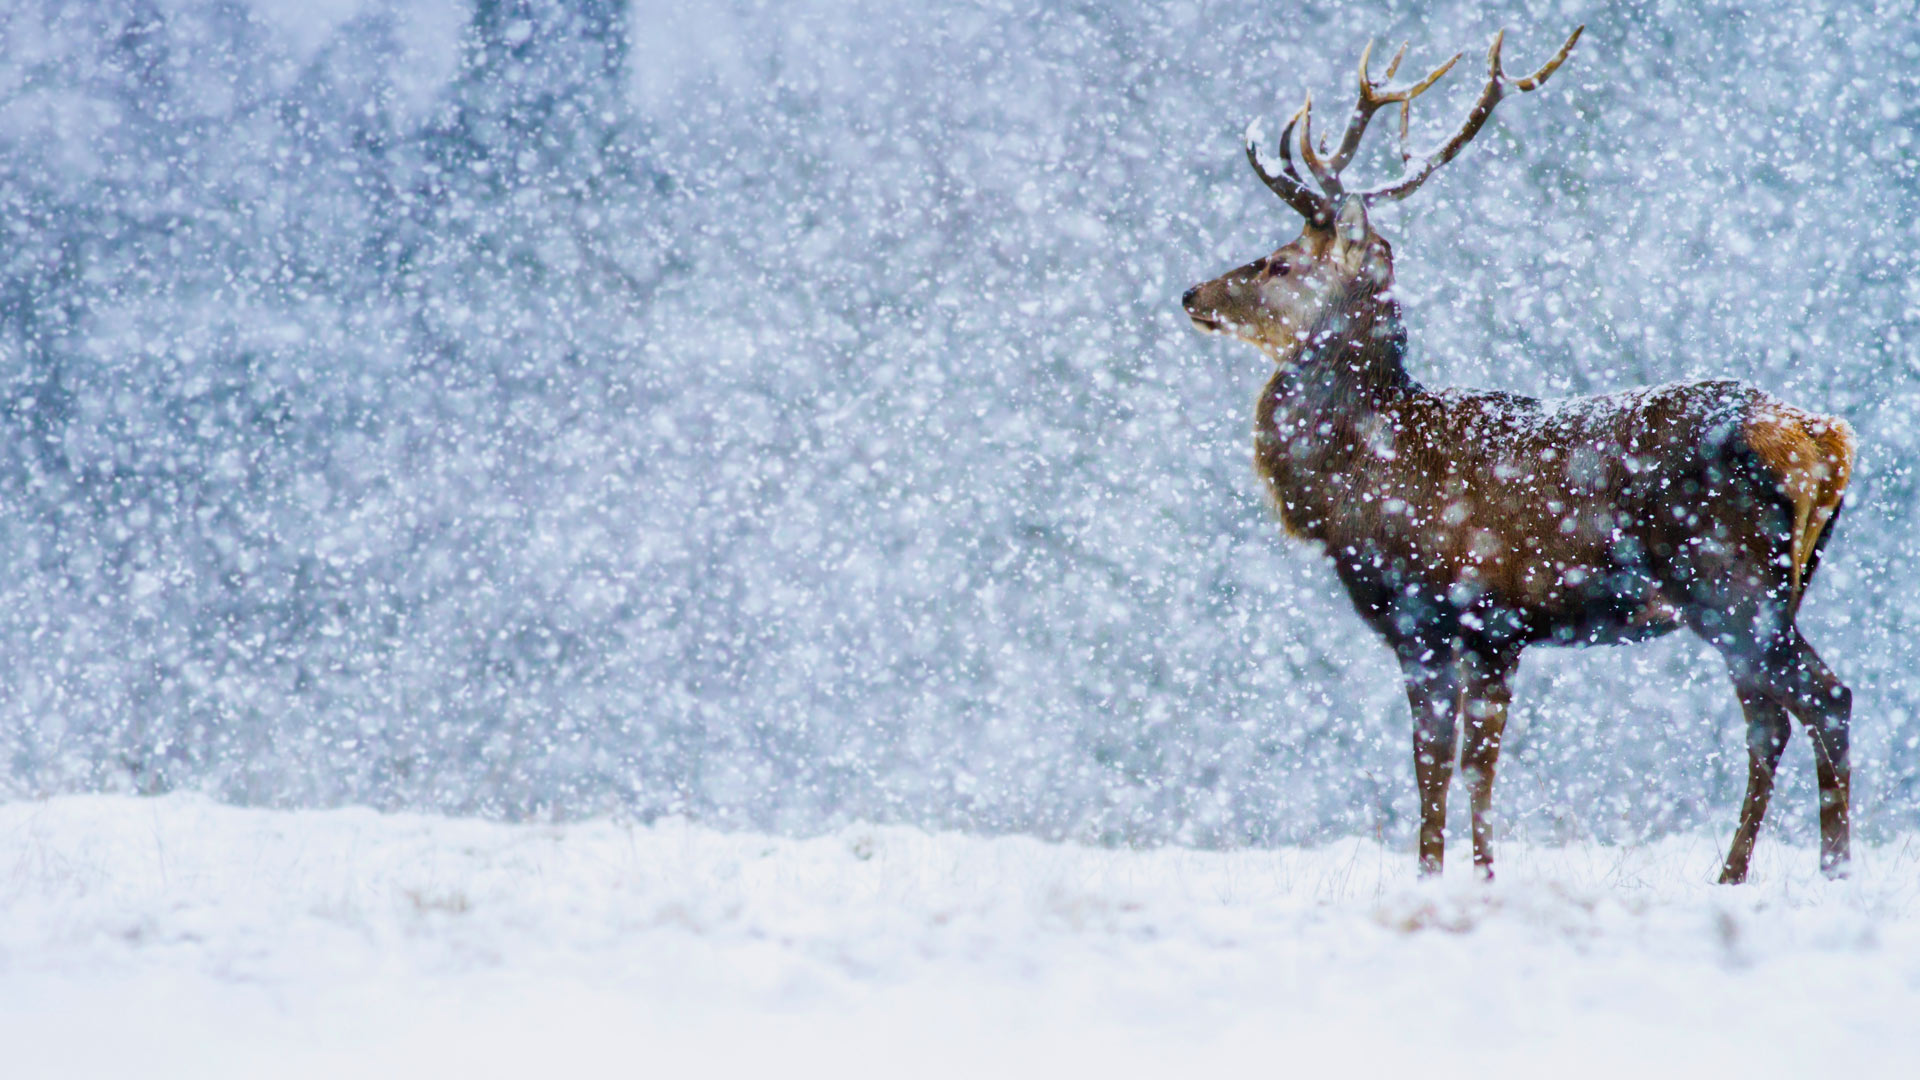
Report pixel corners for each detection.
[1245,108,1330,224]
[1325,40,1462,174]
[1358,26,1584,205]
[1243,27,1582,220]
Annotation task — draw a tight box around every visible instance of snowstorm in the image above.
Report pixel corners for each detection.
[2,0,1918,1074]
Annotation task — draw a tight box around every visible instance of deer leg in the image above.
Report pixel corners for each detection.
[1773,630,1852,877]
[1459,651,1518,881]
[1719,679,1791,885]
[1401,655,1462,878]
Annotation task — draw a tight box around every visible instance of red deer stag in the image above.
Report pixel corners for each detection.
[1182,28,1856,883]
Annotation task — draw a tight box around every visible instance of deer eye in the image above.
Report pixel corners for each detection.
[1266,261,1289,279]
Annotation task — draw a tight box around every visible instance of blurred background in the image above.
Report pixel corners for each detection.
[1,0,1915,847]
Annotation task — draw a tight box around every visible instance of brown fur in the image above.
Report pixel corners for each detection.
[1185,206,1856,883]
[1743,404,1855,608]
[1184,29,1852,885]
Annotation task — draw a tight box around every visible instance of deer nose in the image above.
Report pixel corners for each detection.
[1181,285,1200,308]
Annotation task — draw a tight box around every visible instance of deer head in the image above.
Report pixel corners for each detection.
[1181,197,1393,358]
[1182,28,1583,358]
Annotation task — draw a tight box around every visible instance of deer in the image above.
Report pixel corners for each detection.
[1182,27,1856,884]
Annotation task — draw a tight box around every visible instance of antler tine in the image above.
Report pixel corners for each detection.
[1360,25,1583,206]
[1326,42,1463,174]
[1513,24,1583,90]
[1394,51,1462,101]
[1324,41,1380,175]
[1297,92,1344,198]
[1274,107,1312,186]
[1381,41,1407,81]
[1276,107,1335,224]
[1245,109,1330,223]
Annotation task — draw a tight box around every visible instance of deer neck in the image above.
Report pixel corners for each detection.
[1253,292,1413,539]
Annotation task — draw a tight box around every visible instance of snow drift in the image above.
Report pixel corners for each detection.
[2,794,1915,1078]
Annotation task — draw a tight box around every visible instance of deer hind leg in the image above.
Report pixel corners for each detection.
[1719,679,1791,885]
[1400,653,1462,878]
[1459,649,1519,881]
[1712,625,1852,883]
[1770,629,1852,876]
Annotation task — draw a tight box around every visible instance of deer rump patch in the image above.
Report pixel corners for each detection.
[1743,401,1855,601]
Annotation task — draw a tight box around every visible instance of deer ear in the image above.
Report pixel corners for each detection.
[1334,197,1370,249]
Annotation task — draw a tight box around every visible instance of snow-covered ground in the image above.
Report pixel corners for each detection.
[3,795,1916,1078]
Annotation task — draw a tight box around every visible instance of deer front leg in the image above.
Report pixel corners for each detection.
[1459,650,1519,881]
[1401,655,1462,878]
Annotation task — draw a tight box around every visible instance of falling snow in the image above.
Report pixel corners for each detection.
[1,0,1918,892]
[4,2,1918,1073]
